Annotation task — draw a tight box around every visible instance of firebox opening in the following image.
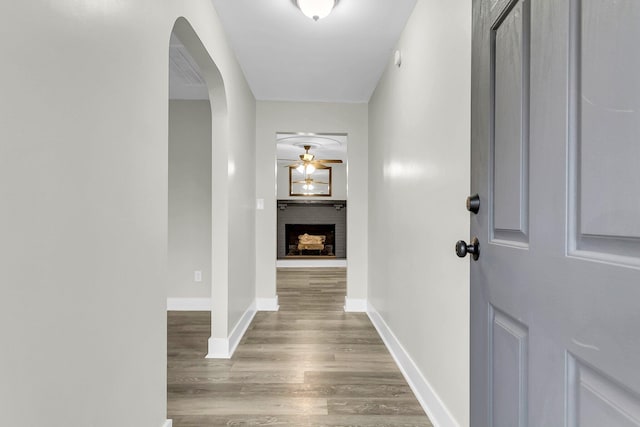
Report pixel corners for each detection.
[285,224,335,257]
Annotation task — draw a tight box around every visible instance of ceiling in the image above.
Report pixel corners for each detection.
[276,133,348,166]
[169,34,209,100]
[206,0,417,103]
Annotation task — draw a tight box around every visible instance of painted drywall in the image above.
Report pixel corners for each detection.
[256,102,368,302]
[0,2,255,426]
[368,1,471,426]
[276,162,347,200]
[168,100,212,298]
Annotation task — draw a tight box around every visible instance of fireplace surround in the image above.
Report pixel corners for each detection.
[277,200,346,259]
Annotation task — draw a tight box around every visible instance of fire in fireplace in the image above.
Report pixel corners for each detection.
[285,224,335,256]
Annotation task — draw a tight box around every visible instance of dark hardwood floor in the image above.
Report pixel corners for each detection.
[167,267,433,426]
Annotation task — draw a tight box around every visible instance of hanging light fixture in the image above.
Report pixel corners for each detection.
[295,0,339,21]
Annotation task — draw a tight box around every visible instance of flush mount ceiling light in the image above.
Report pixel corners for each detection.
[294,0,339,21]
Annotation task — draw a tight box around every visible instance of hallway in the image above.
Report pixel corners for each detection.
[168,268,433,426]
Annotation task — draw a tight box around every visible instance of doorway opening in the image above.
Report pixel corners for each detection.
[167,27,213,401]
[166,15,232,414]
[275,133,348,267]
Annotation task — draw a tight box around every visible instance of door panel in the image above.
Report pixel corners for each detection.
[573,0,640,260]
[491,307,528,427]
[492,0,530,243]
[567,355,640,427]
[471,0,640,425]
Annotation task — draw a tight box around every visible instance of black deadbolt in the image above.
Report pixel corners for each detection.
[456,237,480,261]
[466,194,480,214]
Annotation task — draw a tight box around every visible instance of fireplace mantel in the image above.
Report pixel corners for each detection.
[278,200,346,211]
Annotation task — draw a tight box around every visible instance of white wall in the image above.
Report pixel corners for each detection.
[256,102,368,303]
[368,1,471,426]
[169,100,212,298]
[276,162,347,200]
[0,1,255,426]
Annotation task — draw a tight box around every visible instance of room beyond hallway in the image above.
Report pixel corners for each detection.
[167,268,432,426]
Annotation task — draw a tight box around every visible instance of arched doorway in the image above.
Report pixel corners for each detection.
[167,17,231,357]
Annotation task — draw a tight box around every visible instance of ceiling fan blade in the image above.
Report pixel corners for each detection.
[313,181,329,184]
[316,159,343,163]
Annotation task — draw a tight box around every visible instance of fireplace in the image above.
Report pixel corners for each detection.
[285,224,335,256]
[277,200,346,259]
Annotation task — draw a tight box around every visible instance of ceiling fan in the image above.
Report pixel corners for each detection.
[287,145,343,174]
[292,176,329,191]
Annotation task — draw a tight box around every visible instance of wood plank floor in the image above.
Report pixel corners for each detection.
[168,268,433,426]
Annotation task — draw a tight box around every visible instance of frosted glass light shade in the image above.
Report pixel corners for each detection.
[296,164,316,174]
[296,0,337,21]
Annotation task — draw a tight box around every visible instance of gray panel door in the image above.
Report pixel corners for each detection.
[470,0,640,425]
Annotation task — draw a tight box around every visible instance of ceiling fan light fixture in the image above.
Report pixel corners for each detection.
[295,0,338,21]
[296,164,316,175]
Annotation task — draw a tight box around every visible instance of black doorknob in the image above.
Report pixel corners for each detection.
[456,237,480,260]
[466,194,480,214]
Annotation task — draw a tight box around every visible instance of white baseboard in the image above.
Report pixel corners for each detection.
[256,296,279,311]
[367,303,459,427]
[344,297,367,312]
[276,259,347,268]
[206,301,256,359]
[166,297,211,311]
[162,421,172,427]
[207,336,231,359]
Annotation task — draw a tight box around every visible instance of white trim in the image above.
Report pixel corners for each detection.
[367,302,460,427]
[344,297,367,312]
[166,297,211,311]
[162,420,172,427]
[276,259,347,268]
[207,336,231,359]
[206,301,256,359]
[256,296,280,311]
